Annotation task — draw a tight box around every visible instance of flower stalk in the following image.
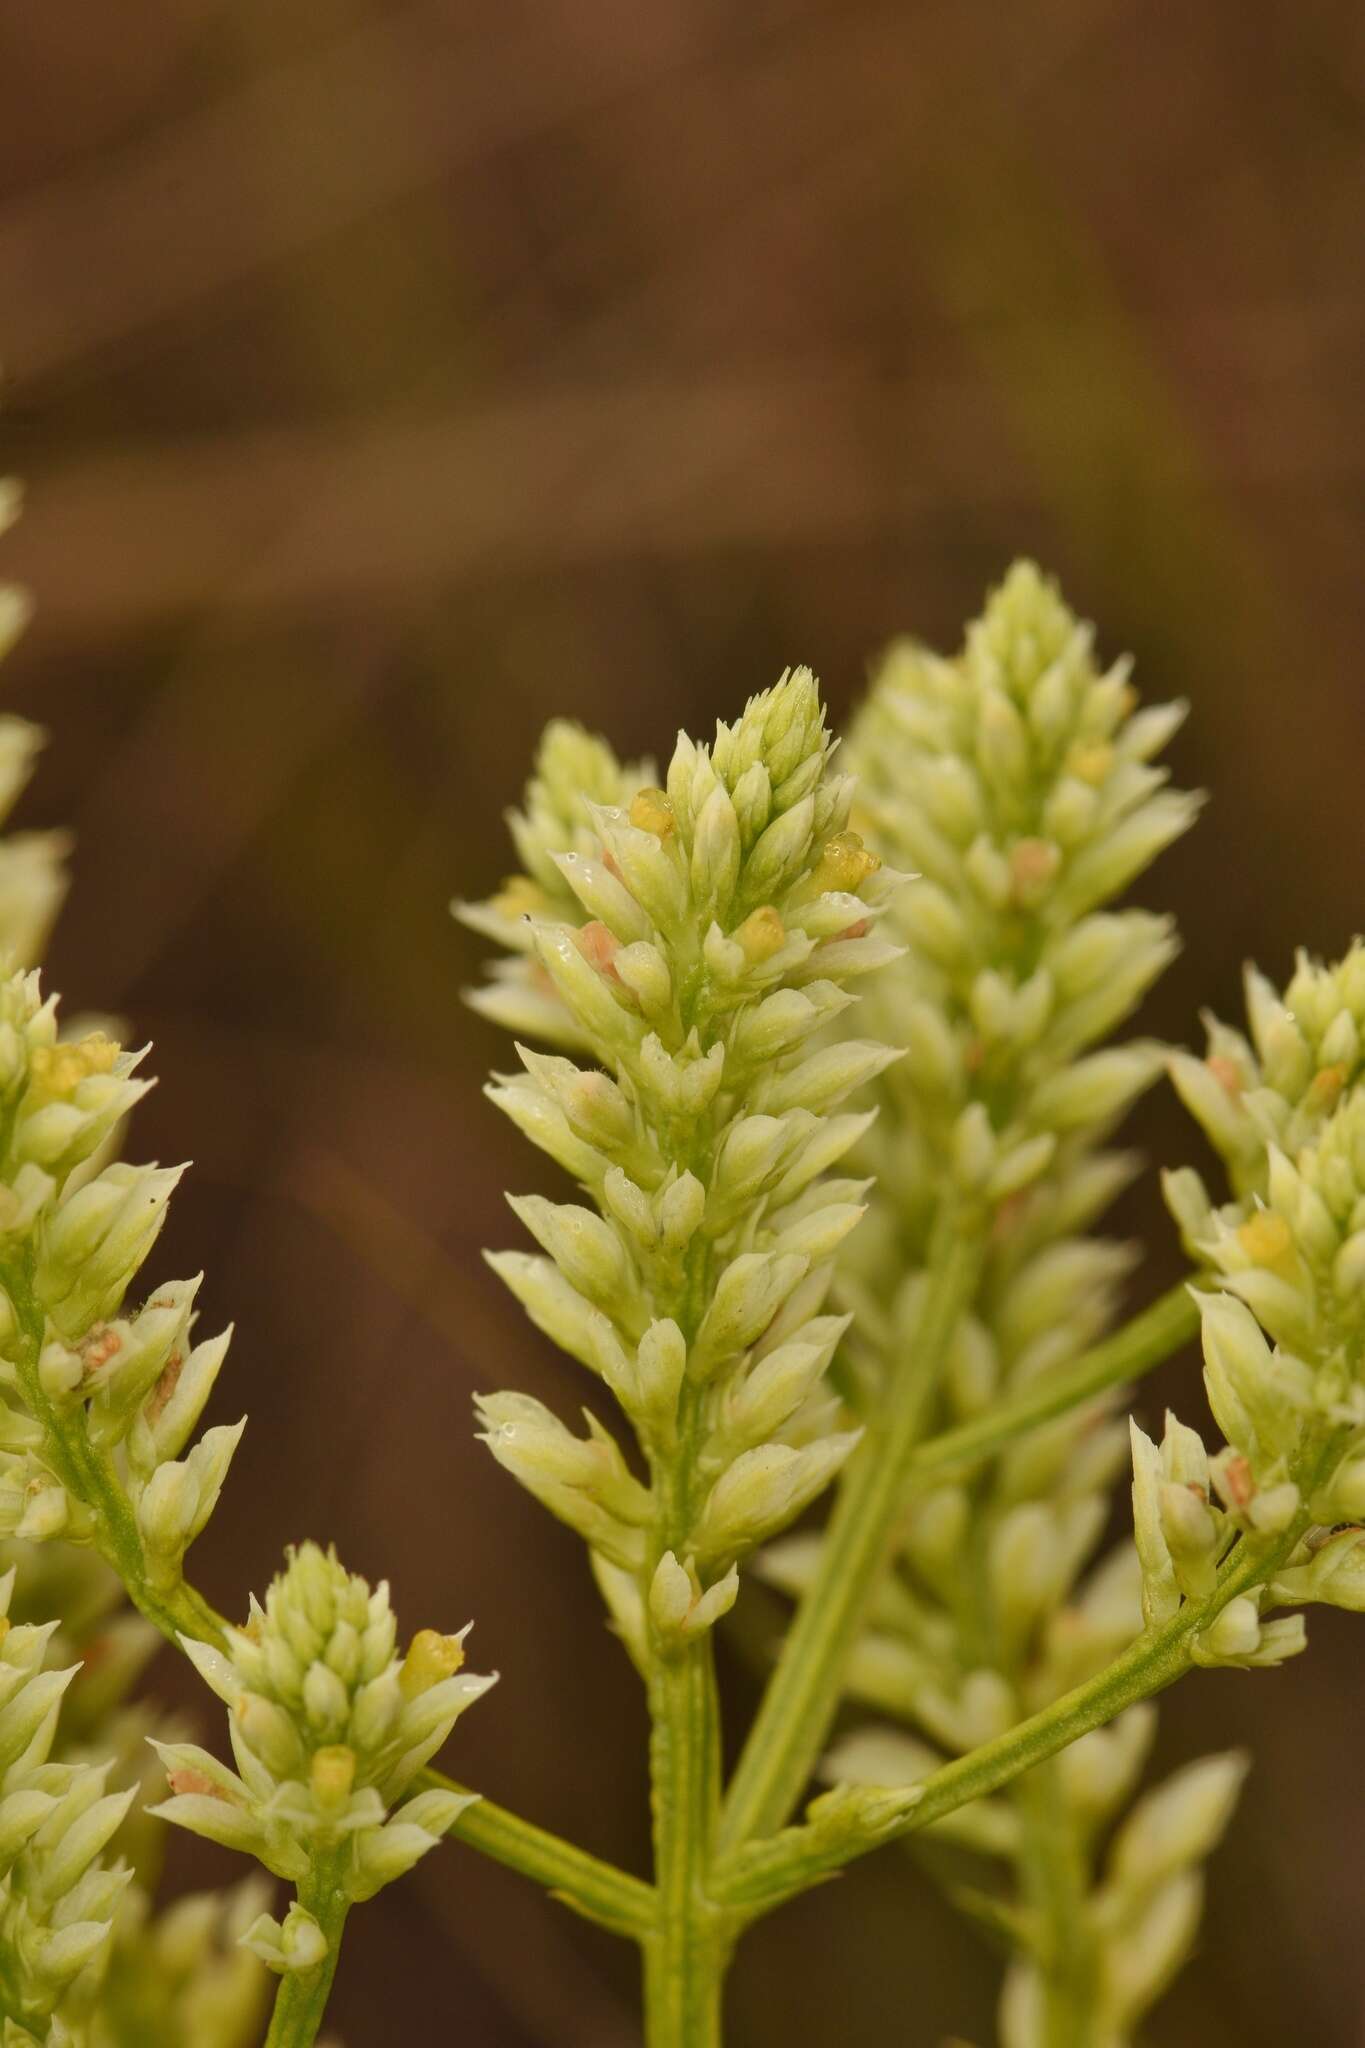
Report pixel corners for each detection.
[261,1850,350,2048]
[711,1473,1324,1914]
[718,1216,984,1854]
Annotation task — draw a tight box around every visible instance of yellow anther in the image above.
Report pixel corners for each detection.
[310,1745,357,1811]
[1066,740,1114,787]
[629,787,676,839]
[733,906,786,964]
[27,1033,120,1104]
[491,876,546,921]
[804,831,881,899]
[400,1628,466,1700]
[1237,1210,1295,1271]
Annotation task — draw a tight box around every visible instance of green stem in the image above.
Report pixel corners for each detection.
[428,1769,656,1938]
[641,1347,729,2047]
[908,1282,1198,1483]
[263,1855,351,2048]
[717,1225,984,1855]
[1014,1762,1097,2048]
[643,1641,727,2048]
[712,1507,1308,1912]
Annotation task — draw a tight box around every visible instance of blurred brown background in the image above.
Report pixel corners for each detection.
[2,1,1363,2041]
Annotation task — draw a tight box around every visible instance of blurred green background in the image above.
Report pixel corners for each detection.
[2,1,1363,2041]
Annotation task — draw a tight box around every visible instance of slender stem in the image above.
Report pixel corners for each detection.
[908,1282,1199,1483]
[640,1345,729,2047]
[263,1854,351,2048]
[717,1224,984,1855]
[427,1768,656,1937]
[1014,1762,1097,2048]
[712,1501,1313,1911]
[643,1641,726,2048]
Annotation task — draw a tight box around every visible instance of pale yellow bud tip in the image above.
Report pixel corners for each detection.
[492,876,547,920]
[805,831,881,899]
[1237,1209,1294,1270]
[629,787,676,838]
[310,1744,357,1809]
[27,1032,121,1104]
[1066,739,1114,786]
[400,1628,466,1699]
[734,905,786,963]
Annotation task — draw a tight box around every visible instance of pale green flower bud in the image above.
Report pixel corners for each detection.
[483,1251,618,1377]
[15,1477,71,1543]
[601,1167,655,1248]
[551,850,652,944]
[532,923,643,1052]
[590,810,689,932]
[711,1115,798,1213]
[741,793,817,905]
[758,1040,902,1118]
[897,881,969,967]
[708,1320,846,1463]
[638,1032,725,1117]
[613,940,673,1018]
[241,1900,328,1975]
[691,1433,860,1562]
[770,1198,865,1266]
[473,1391,647,1571]
[632,1319,687,1440]
[347,1815,444,1902]
[690,1251,810,1380]
[1108,1753,1247,1894]
[1129,1419,1180,1627]
[648,1552,740,1645]
[1157,1481,1220,1600]
[513,1048,637,1159]
[951,1102,997,1191]
[1196,1290,1311,1466]
[133,1324,235,1469]
[730,761,773,847]
[506,1194,634,1311]
[802,1776,923,1853]
[1190,1595,1308,1669]
[1270,1527,1365,1611]
[729,986,852,1068]
[1030,1043,1162,1133]
[657,1171,705,1251]
[485,1073,603,1183]
[1051,791,1202,924]
[37,1161,186,1337]
[1101,1871,1204,2033]
[690,786,742,919]
[474,1391,652,1529]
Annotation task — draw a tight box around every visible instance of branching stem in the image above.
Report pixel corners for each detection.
[718,1223,984,1855]
[712,1480,1328,1913]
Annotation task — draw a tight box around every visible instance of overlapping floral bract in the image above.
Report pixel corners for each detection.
[766,565,1239,2046]
[466,672,904,1651]
[153,1544,490,1957]
[1148,943,1365,1650]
